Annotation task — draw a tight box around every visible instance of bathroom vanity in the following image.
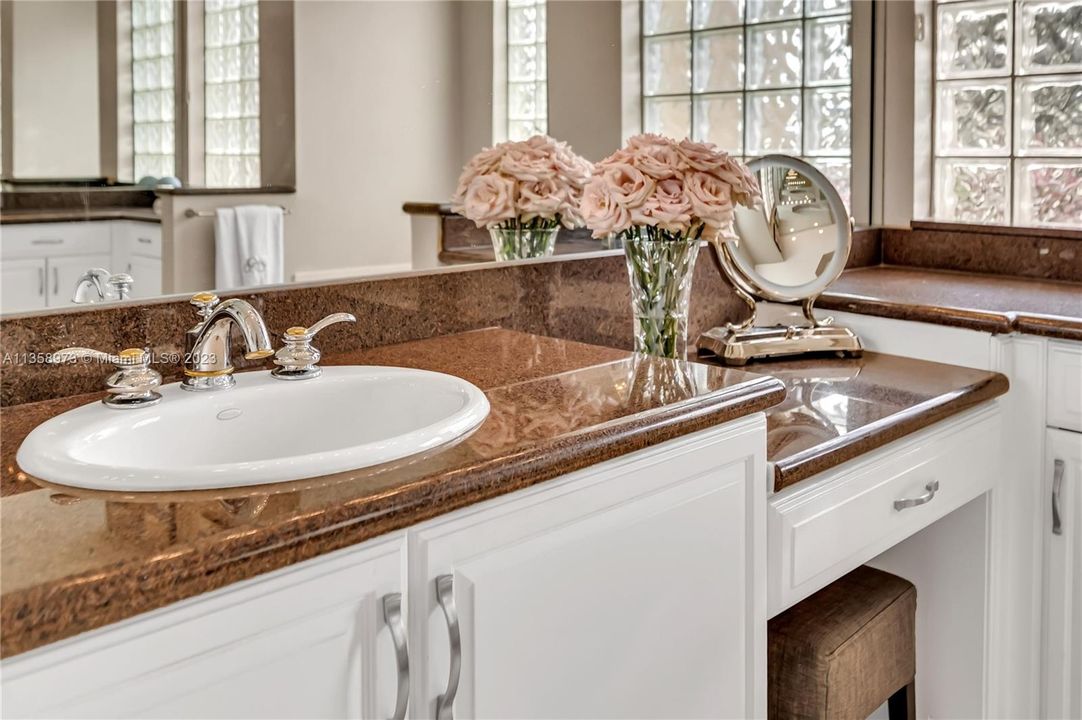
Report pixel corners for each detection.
[0,327,1012,719]
[0,220,163,311]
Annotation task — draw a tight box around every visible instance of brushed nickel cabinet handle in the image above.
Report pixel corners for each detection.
[894,480,939,511]
[381,593,409,720]
[31,238,63,245]
[51,266,58,295]
[1053,459,1065,536]
[435,574,460,720]
[37,267,44,296]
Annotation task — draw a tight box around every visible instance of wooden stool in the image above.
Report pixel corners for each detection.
[768,566,917,720]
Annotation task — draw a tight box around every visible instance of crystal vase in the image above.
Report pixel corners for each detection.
[622,228,701,360]
[488,226,559,261]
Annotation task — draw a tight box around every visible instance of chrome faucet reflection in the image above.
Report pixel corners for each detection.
[71,268,133,304]
[183,292,273,392]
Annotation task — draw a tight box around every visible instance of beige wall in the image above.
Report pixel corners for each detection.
[289,0,470,275]
[548,0,622,161]
[10,0,100,177]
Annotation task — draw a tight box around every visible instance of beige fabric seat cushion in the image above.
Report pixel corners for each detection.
[768,565,917,719]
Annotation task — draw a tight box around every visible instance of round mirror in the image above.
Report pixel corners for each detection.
[698,155,863,365]
[726,155,851,303]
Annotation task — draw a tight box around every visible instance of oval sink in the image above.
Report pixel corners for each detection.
[17,366,490,492]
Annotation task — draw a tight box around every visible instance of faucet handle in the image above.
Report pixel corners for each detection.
[283,312,357,340]
[272,313,356,381]
[51,347,162,408]
[190,292,220,321]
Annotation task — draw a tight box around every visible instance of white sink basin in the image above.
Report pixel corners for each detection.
[17,366,490,492]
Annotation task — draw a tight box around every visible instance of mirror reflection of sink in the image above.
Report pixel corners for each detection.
[17,367,490,492]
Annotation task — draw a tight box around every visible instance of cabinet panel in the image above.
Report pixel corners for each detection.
[1,258,47,313]
[1047,343,1082,433]
[1,222,112,260]
[2,535,406,720]
[47,253,113,307]
[124,253,163,298]
[411,421,766,719]
[1042,428,1082,720]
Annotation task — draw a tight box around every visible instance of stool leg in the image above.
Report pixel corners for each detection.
[887,680,916,720]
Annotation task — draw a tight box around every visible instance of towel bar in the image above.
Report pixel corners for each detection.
[184,206,291,218]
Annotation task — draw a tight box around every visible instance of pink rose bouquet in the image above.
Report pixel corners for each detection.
[451,135,593,231]
[580,134,760,242]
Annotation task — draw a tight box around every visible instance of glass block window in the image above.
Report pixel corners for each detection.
[931,0,1082,228]
[205,0,261,187]
[640,0,853,208]
[131,0,175,180]
[507,0,547,140]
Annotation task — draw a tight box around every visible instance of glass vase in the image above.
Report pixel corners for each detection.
[622,228,701,360]
[488,226,559,261]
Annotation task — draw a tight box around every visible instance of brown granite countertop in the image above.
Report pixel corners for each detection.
[0,208,161,225]
[0,328,784,657]
[821,265,1082,341]
[736,351,1008,490]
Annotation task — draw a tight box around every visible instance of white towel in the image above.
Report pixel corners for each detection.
[214,205,285,289]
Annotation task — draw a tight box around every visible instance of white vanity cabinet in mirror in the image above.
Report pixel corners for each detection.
[1,418,768,720]
[0,222,162,311]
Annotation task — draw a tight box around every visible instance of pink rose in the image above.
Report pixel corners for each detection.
[711,157,761,208]
[460,173,517,228]
[600,162,655,208]
[685,170,737,238]
[677,139,725,172]
[518,178,564,222]
[499,144,557,183]
[580,178,632,239]
[647,178,693,233]
[452,144,507,203]
[632,140,684,180]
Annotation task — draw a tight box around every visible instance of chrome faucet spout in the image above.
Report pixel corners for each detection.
[183,293,273,391]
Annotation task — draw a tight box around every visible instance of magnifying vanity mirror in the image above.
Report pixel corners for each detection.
[698,155,863,366]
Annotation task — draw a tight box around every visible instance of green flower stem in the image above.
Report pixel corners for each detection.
[621,227,702,359]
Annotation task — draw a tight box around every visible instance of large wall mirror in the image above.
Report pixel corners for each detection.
[0,0,878,318]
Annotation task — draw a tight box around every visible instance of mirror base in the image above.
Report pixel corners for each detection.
[696,324,863,366]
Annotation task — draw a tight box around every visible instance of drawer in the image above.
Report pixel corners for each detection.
[768,404,1001,616]
[1048,342,1082,433]
[0,222,112,259]
[111,221,162,259]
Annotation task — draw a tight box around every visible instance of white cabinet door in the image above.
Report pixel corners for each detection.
[47,253,112,307]
[2,535,408,720]
[1042,428,1082,720]
[410,420,767,719]
[1,257,47,312]
[125,253,163,298]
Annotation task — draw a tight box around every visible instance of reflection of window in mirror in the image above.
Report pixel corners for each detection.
[914,0,1082,228]
[505,0,548,141]
[111,0,291,188]
[638,0,857,214]
[128,0,177,181]
[203,0,261,187]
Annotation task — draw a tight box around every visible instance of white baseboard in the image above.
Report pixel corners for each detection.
[291,263,414,283]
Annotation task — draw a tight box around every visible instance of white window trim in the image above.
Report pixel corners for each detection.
[492,0,509,144]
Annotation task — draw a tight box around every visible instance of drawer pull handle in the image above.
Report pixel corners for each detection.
[52,266,59,295]
[1052,459,1065,536]
[894,480,940,511]
[138,237,153,244]
[31,238,63,245]
[38,267,44,296]
[435,574,460,720]
[382,593,409,720]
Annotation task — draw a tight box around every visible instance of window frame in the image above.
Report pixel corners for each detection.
[630,0,872,225]
[919,0,1082,229]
